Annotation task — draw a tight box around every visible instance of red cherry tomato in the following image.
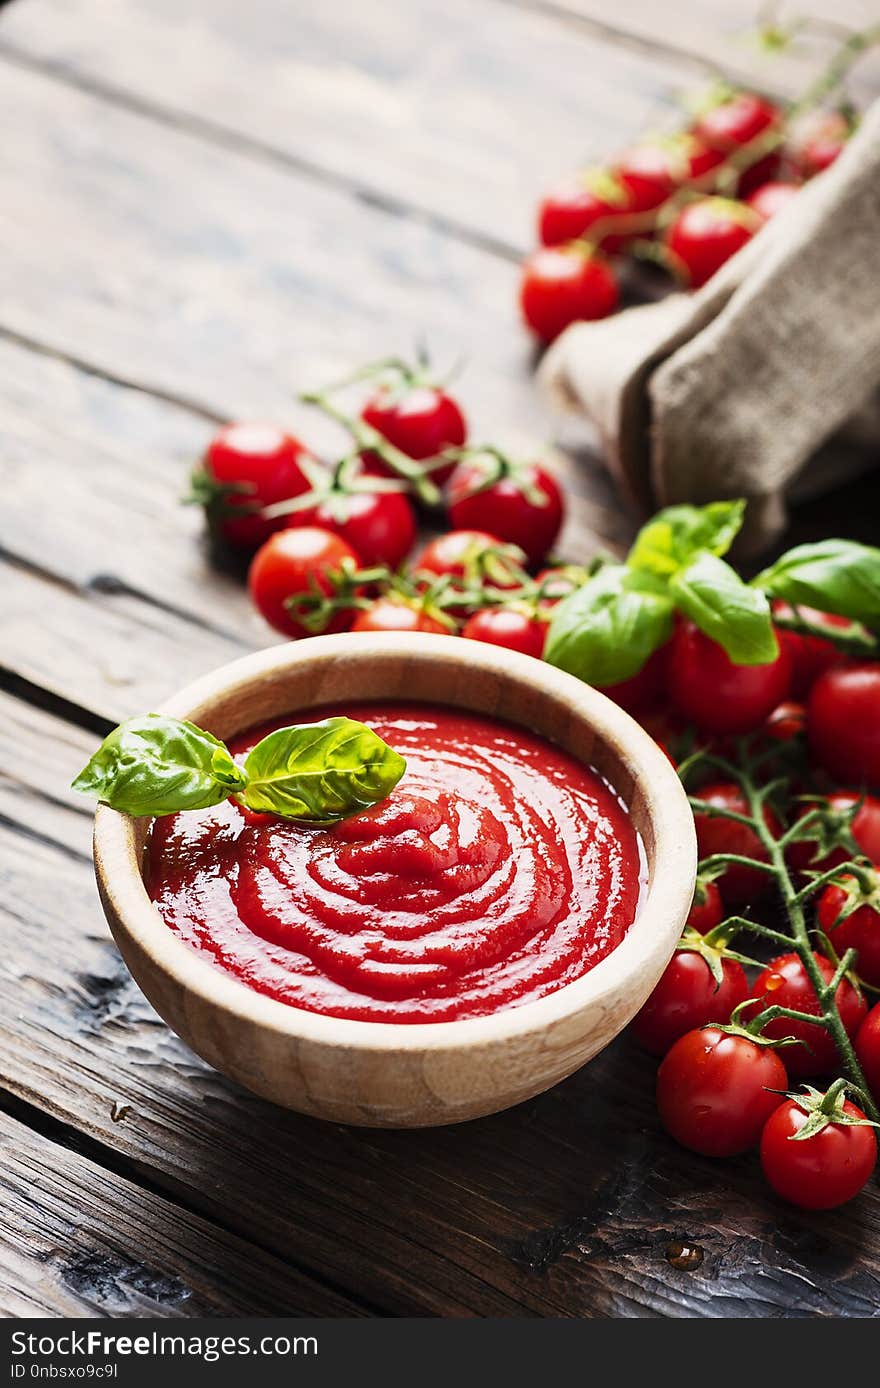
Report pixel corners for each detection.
[794,111,852,178]
[817,873,880,989]
[520,246,618,342]
[760,1095,877,1210]
[772,601,849,698]
[248,527,359,638]
[446,456,564,568]
[788,791,880,877]
[692,781,781,904]
[694,91,780,152]
[687,878,724,935]
[198,422,312,549]
[665,197,762,289]
[598,644,668,715]
[746,181,800,221]
[749,952,867,1078]
[632,949,748,1057]
[351,599,448,636]
[538,170,632,251]
[461,608,547,659]
[362,385,466,486]
[416,530,512,580]
[292,488,416,570]
[808,663,880,788]
[667,620,791,734]
[657,1027,787,1156]
[855,1003,880,1101]
[763,700,806,741]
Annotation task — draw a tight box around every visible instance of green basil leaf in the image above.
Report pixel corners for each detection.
[544,564,675,687]
[671,552,778,664]
[753,540,880,626]
[71,715,248,816]
[242,717,406,822]
[628,500,746,578]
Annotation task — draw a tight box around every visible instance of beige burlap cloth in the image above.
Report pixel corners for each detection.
[540,99,880,553]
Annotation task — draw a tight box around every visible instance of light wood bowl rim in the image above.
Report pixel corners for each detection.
[93,632,696,1055]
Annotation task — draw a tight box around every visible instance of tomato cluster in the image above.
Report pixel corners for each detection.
[520,90,855,342]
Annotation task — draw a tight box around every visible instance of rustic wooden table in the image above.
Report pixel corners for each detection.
[2,0,879,1319]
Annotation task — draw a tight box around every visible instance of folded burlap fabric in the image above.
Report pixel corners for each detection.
[540,99,880,554]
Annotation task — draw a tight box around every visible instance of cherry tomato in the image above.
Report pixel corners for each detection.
[760,1095,877,1210]
[362,385,466,486]
[665,197,762,289]
[788,791,880,877]
[538,170,632,251]
[351,598,448,636]
[598,644,668,715]
[692,780,781,904]
[808,663,880,788]
[520,246,618,342]
[687,878,724,935]
[794,111,852,178]
[763,700,806,741]
[197,422,312,549]
[446,455,564,568]
[416,530,512,581]
[462,608,547,659]
[615,134,724,208]
[695,89,780,149]
[749,952,867,1078]
[534,565,588,609]
[817,873,880,989]
[667,620,791,734]
[248,527,359,638]
[855,1003,880,1101]
[292,488,416,570]
[632,949,747,1057]
[657,1027,787,1156]
[772,601,849,698]
[746,181,800,221]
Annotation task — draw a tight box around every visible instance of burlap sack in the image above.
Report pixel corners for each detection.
[540,99,880,553]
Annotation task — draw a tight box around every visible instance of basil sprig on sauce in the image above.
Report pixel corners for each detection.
[545,499,880,688]
[72,714,406,824]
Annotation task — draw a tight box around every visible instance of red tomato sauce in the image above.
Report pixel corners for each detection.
[147,704,643,1023]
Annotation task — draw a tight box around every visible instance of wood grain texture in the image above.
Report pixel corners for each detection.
[2,697,879,1317]
[0,1107,362,1317]
[0,0,690,254]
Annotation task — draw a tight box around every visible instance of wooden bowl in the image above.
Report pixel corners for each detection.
[93,632,696,1127]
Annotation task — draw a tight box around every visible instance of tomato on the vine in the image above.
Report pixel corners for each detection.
[763,700,806,742]
[362,383,466,485]
[351,598,449,636]
[692,781,781,904]
[746,181,800,221]
[665,197,762,289]
[656,1026,787,1157]
[772,601,849,697]
[446,451,564,567]
[615,134,723,208]
[416,530,521,584]
[807,663,880,788]
[686,878,724,935]
[794,111,852,178]
[856,1003,880,1101]
[632,947,747,1057]
[461,608,547,659]
[599,644,668,715]
[748,952,867,1078]
[520,245,618,342]
[538,170,632,251]
[788,791,880,876]
[693,91,781,193]
[760,1092,877,1210]
[667,620,791,734]
[194,422,312,549]
[248,527,359,638]
[817,872,880,990]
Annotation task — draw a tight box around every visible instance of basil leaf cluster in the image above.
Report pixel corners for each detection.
[73,714,406,823]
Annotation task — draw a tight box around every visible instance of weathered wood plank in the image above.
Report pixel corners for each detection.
[0,1107,362,1317]
[2,696,879,1318]
[0,0,693,254]
[521,0,880,100]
